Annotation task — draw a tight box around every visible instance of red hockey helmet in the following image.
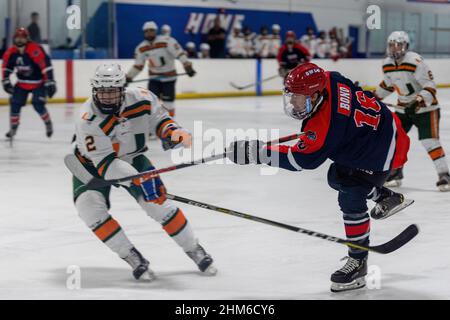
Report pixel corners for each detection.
[285,30,297,40]
[14,27,30,39]
[283,62,328,120]
[13,27,30,47]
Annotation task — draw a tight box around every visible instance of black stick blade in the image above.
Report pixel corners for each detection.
[370,224,419,254]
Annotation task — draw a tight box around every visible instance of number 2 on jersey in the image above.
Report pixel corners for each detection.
[353,91,381,130]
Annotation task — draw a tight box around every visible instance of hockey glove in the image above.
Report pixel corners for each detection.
[184,63,196,77]
[45,80,57,98]
[227,140,267,165]
[2,79,14,95]
[405,96,425,116]
[132,172,167,204]
[278,67,289,78]
[161,128,192,151]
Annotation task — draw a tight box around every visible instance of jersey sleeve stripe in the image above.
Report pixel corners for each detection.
[99,115,119,135]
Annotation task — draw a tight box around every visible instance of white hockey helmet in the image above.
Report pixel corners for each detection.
[161,24,171,35]
[387,31,410,60]
[91,63,126,115]
[186,41,196,49]
[200,43,210,51]
[272,24,281,31]
[143,21,158,31]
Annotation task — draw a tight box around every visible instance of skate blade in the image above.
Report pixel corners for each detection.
[438,184,450,192]
[384,179,402,188]
[202,264,218,276]
[374,199,415,220]
[138,270,156,282]
[330,277,366,293]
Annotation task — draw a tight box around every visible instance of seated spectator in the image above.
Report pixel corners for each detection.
[314,31,330,58]
[328,29,340,60]
[300,26,316,57]
[198,43,211,59]
[254,25,271,58]
[227,23,246,58]
[207,17,227,58]
[161,24,171,37]
[269,24,282,58]
[242,26,256,58]
[185,42,197,58]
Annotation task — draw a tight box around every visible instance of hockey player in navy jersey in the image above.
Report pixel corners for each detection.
[1,27,56,139]
[227,62,412,292]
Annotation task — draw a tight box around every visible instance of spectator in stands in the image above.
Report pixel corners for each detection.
[268,24,282,58]
[198,43,211,59]
[328,29,340,60]
[300,26,316,58]
[314,31,330,58]
[27,12,42,43]
[243,26,256,58]
[161,24,171,37]
[207,17,227,58]
[254,25,271,58]
[185,41,198,58]
[227,23,246,58]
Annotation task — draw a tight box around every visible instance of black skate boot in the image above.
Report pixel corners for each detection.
[186,243,217,276]
[384,168,404,187]
[370,187,414,220]
[123,247,155,281]
[5,127,17,139]
[331,256,367,293]
[45,121,53,138]
[437,173,450,192]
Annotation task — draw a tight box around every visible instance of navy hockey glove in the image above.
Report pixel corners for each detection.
[184,64,196,77]
[45,80,57,98]
[227,140,268,165]
[2,79,14,95]
[132,172,167,203]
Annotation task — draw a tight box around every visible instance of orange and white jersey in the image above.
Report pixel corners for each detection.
[376,51,439,114]
[268,34,282,57]
[226,33,246,57]
[254,35,272,58]
[127,35,189,82]
[75,87,178,180]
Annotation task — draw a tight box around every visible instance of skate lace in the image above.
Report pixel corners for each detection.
[124,249,143,269]
[187,245,207,264]
[339,257,360,274]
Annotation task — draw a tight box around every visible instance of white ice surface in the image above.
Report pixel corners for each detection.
[0,91,449,300]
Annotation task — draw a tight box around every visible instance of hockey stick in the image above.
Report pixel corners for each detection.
[230,74,279,90]
[64,132,304,189]
[167,193,419,254]
[130,73,188,84]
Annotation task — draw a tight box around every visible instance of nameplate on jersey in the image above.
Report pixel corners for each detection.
[337,83,351,117]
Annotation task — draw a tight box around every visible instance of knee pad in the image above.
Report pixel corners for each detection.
[138,198,178,224]
[75,191,110,228]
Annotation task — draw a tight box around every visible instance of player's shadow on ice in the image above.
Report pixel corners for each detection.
[51,267,199,291]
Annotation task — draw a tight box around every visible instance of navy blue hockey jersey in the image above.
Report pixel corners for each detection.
[268,71,409,172]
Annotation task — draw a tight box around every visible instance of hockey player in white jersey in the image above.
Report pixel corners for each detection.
[73,64,216,280]
[126,21,196,117]
[375,31,450,191]
[268,24,282,58]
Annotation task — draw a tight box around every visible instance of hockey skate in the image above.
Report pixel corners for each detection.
[384,168,403,187]
[5,127,17,139]
[331,256,367,293]
[437,173,450,192]
[186,243,217,276]
[370,188,414,220]
[45,121,53,138]
[123,247,155,281]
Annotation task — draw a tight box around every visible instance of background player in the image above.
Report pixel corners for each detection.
[226,63,411,292]
[1,27,56,139]
[73,63,216,280]
[126,21,196,118]
[277,31,311,79]
[374,31,450,191]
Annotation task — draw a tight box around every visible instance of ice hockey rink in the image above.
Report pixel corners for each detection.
[0,90,449,300]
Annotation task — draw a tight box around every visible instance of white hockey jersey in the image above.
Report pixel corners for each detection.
[268,35,282,58]
[375,51,439,114]
[75,87,178,181]
[226,33,246,57]
[127,35,189,82]
[254,35,272,58]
